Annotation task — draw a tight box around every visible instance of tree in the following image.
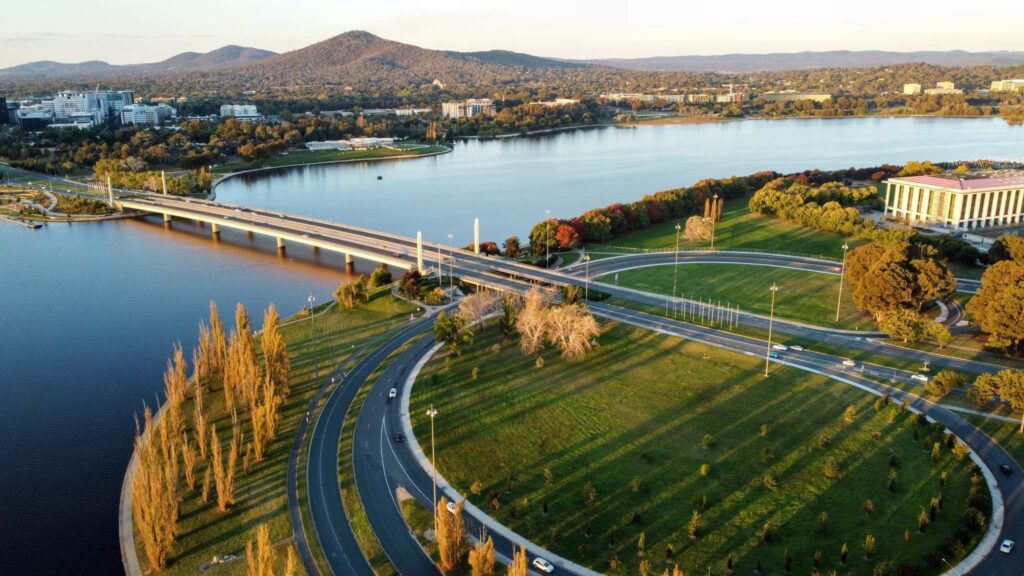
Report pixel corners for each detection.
[261,304,290,395]
[879,309,931,343]
[925,370,964,398]
[369,265,393,288]
[966,256,1024,352]
[210,422,240,512]
[468,536,496,576]
[864,533,876,559]
[163,345,189,441]
[245,523,275,576]
[507,545,528,576]
[335,275,370,309]
[499,295,521,339]
[516,287,553,355]
[928,322,952,349]
[683,215,713,242]
[687,510,702,539]
[994,369,1024,432]
[988,234,1024,264]
[544,304,600,359]
[209,301,228,376]
[554,223,581,249]
[967,373,998,407]
[502,236,522,258]
[131,406,180,572]
[459,291,499,330]
[435,311,474,356]
[528,218,560,255]
[435,497,465,572]
[399,270,422,299]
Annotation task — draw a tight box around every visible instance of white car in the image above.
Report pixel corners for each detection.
[772,344,788,351]
[532,557,555,573]
[445,500,457,514]
[1000,539,1014,554]
[388,388,397,399]
[911,374,929,383]
[842,359,856,367]
[789,345,804,352]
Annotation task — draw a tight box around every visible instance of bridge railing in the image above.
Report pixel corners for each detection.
[584,245,843,263]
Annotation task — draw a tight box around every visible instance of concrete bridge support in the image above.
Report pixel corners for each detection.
[277,237,285,250]
[211,223,220,237]
[162,213,172,224]
[345,253,355,272]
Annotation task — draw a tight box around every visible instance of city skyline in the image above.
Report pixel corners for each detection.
[3,0,1024,67]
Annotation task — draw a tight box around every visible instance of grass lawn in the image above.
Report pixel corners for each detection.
[590,196,864,261]
[411,323,983,576]
[597,263,872,330]
[135,291,417,575]
[556,251,581,266]
[213,145,447,174]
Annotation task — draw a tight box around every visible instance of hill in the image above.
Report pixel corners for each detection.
[581,49,1024,72]
[0,45,276,78]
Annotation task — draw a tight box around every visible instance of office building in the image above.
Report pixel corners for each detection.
[761,91,832,103]
[50,91,106,123]
[15,106,55,131]
[716,92,746,104]
[0,97,7,124]
[903,83,921,95]
[220,104,261,119]
[305,137,395,150]
[121,103,175,125]
[441,98,495,119]
[4,100,17,124]
[924,81,963,95]
[530,98,581,107]
[991,79,1024,92]
[883,172,1024,229]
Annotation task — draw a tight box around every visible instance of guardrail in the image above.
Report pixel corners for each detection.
[590,245,843,262]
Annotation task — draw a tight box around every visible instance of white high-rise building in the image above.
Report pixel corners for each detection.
[220,104,260,118]
[121,103,175,125]
[50,91,105,123]
[441,99,495,118]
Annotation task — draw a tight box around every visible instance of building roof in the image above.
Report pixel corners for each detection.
[889,173,1024,190]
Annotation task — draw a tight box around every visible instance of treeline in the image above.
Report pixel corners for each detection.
[967,235,1024,354]
[749,179,882,237]
[93,158,211,195]
[448,101,609,137]
[131,301,294,572]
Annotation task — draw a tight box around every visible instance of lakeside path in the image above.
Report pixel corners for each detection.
[212,146,452,189]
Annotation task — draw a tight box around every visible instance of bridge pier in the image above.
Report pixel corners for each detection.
[247,230,254,239]
[345,253,355,272]
[211,223,220,237]
[277,237,285,251]
[162,213,172,224]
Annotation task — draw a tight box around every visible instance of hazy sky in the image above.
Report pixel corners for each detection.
[3,0,1024,67]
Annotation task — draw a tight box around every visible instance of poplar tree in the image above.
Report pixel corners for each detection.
[192,371,208,459]
[436,497,466,572]
[181,432,197,490]
[507,546,528,576]
[245,523,275,576]
[163,345,189,441]
[131,406,180,571]
[260,304,290,396]
[468,536,496,576]
[209,301,227,376]
[210,422,239,512]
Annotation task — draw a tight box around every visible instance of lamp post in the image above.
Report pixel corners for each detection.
[582,252,591,301]
[764,283,779,377]
[672,221,682,317]
[544,209,552,267]
[426,405,438,536]
[941,558,962,576]
[447,233,454,294]
[307,294,317,380]
[710,194,719,250]
[835,241,849,322]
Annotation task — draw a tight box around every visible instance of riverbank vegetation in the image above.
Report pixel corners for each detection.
[411,321,987,575]
[129,292,417,574]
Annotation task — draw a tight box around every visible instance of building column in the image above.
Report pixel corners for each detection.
[968,193,979,228]
[979,192,990,227]
[1013,189,1024,224]
[1000,189,1012,225]
[920,187,932,223]
[909,187,919,220]
[883,182,891,216]
[952,194,965,229]
[941,191,952,226]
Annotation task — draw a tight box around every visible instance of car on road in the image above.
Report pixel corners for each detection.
[234,208,241,212]
[446,501,457,514]
[910,374,929,383]
[789,345,804,351]
[302,233,310,238]
[532,557,555,573]
[393,433,405,443]
[1000,539,1015,554]
[769,352,780,359]
[1000,464,1012,476]
[842,359,856,367]
[831,267,841,273]
[388,387,397,400]
[772,344,788,351]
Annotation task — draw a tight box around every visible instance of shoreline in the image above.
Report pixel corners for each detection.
[456,123,612,140]
[212,146,452,189]
[621,113,1013,127]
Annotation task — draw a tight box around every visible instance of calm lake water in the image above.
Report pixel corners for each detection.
[1,117,1021,575]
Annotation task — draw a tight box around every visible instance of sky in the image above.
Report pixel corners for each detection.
[3,0,1024,67]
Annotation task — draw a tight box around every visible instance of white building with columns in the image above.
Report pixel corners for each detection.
[883,172,1024,230]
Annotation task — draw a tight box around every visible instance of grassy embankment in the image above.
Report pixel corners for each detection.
[410,322,983,575]
[134,291,417,575]
[212,145,448,175]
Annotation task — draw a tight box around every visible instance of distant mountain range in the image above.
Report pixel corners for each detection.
[578,50,1024,72]
[0,45,277,78]
[2,32,1023,88]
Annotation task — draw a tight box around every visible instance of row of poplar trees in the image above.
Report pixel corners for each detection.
[131,301,291,572]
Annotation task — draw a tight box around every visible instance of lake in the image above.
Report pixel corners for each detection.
[1,117,1021,575]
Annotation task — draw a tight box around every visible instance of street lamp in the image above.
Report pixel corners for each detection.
[544,209,552,268]
[672,221,682,317]
[447,233,454,294]
[426,405,438,536]
[582,252,591,301]
[710,194,719,250]
[941,558,962,576]
[307,294,318,380]
[835,241,850,322]
[764,283,779,377]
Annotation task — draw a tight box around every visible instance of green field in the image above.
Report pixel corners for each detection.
[136,291,417,575]
[590,196,863,260]
[598,263,873,330]
[410,323,982,575]
[213,145,448,174]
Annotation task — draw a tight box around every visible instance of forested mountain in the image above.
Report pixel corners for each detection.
[582,50,1024,72]
[0,45,276,78]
